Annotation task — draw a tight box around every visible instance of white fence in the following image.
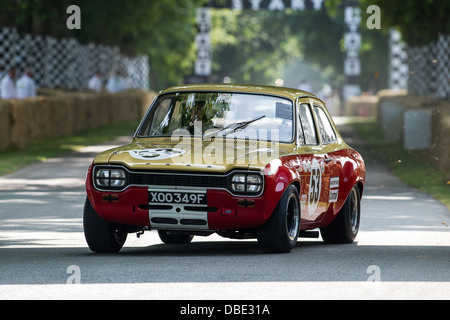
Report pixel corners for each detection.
[0,27,149,91]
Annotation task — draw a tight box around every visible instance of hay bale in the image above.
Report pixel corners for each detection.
[45,96,75,137]
[4,89,158,150]
[10,98,41,148]
[72,93,97,130]
[431,105,450,178]
[140,90,158,116]
[0,101,13,150]
[345,95,379,117]
[101,91,150,124]
[377,90,409,122]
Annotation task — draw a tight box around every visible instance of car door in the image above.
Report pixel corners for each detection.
[311,103,343,214]
[297,103,329,226]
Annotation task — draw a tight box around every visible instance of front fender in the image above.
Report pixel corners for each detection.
[262,157,302,219]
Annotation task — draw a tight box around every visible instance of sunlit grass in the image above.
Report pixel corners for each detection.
[350,119,450,210]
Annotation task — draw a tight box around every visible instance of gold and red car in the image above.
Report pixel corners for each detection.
[84,84,365,253]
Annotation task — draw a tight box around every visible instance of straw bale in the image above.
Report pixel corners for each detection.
[136,90,154,117]
[72,94,97,130]
[431,105,450,178]
[345,95,379,117]
[3,90,158,150]
[44,96,75,137]
[0,101,12,150]
[10,98,42,148]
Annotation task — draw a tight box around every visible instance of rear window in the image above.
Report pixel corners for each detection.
[313,105,337,145]
[299,104,319,145]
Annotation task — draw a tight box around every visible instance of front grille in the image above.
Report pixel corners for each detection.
[92,165,264,197]
[129,172,229,189]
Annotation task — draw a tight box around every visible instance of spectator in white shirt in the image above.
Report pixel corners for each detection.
[1,68,16,99]
[106,72,127,93]
[0,65,4,85]
[88,72,103,92]
[16,69,37,99]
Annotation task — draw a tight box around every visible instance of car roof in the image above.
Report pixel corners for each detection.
[159,83,320,101]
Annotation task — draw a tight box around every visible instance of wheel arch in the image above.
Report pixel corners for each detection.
[291,179,301,195]
[355,180,364,198]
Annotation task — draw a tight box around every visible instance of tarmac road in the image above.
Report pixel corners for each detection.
[0,121,449,300]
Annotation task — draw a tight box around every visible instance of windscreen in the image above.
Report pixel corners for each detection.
[137,92,294,143]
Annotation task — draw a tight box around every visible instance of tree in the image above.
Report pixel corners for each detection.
[210,3,390,92]
[211,7,356,88]
[211,9,302,85]
[70,0,206,89]
[211,8,344,87]
[0,0,207,90]
[359,0,450,47]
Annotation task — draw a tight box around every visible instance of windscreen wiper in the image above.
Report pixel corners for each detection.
[204,115,266,139]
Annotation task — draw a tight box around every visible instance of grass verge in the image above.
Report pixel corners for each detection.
[0,119,140,176]
[350,119,450,210]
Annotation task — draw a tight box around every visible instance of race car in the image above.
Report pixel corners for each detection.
[84,84,365,253]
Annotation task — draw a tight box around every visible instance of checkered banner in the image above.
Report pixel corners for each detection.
[0,27,150,91]
[380,29,450,98]
[389,29,408,91]
[407,34,450,99]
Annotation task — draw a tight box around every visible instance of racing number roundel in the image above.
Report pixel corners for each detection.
[129,148,186,161]
[308,159,322,216]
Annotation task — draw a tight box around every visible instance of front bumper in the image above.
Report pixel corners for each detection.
[85,165,281,231]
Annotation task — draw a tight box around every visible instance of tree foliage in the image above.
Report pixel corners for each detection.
[211,8,346,87]
[0,0,206,90]
[359,0,450,46]
[2,0,417,91]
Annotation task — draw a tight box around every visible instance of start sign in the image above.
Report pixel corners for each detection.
[195,0,326,77]
[209,0,325,11]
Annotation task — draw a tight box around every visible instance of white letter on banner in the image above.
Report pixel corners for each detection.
[250,0,263,10]
[232,0,243,10]
[291,0,306,11]
[311,0,324,11]
[268,0,285,11]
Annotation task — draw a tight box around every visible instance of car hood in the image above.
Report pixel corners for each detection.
[93,138,296,173]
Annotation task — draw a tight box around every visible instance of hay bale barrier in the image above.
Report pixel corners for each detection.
[345,95,379,118]
[432,105,450,177]
[374,90,450,180]
[0,101,12,150]
[0,90,156,151]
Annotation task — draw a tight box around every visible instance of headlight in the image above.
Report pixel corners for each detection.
[94,167,127,189]
[230,172,263,195]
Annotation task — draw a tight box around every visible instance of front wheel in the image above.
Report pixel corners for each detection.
[321,186,361,244]
[257,185,300,253]
[83,198,127,253]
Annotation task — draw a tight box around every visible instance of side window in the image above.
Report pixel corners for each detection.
[299,104,319,145]
[313,105,337,144]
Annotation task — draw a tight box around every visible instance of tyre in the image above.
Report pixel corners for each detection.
[83,198,127,253]
[321,186,361,244]
[158,231,194,244]
[257,185,300,253]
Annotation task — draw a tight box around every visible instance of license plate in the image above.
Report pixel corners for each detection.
[149,191,207,205]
